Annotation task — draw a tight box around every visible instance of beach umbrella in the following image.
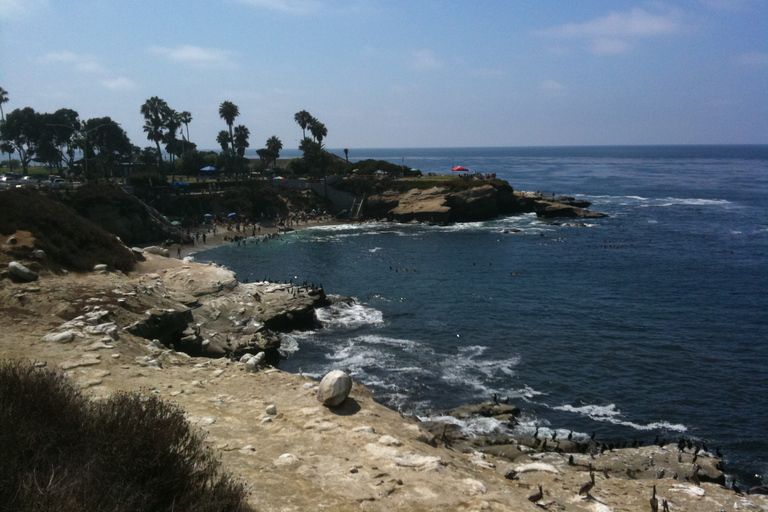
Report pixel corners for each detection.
[451,166,469,172]
[200,166,217,171]
[273,176,285,180]
[171,221,181,226]
[227,212,237,218]
[204,213,214,217]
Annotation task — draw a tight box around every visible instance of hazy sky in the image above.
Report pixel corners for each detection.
[1,0,766,150]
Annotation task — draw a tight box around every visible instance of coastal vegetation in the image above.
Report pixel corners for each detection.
[0,86,334,182]
[0,359,250,511]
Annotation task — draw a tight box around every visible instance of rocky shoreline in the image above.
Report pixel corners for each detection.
[1,235,766,510]
[362,182,608,224]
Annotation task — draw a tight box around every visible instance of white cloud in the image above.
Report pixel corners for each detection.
[100,77,137,91]
[0,0,49,20]
[537,7,682,56]
[410,49,442,71]
[39,51,106,73]
[590,38,631,56]
[149,45,235,68]
[234,0,322,15]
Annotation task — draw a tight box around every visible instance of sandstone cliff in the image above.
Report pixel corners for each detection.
[363,183,607,223]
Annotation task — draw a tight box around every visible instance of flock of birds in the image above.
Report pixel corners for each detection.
[519,430,767,510]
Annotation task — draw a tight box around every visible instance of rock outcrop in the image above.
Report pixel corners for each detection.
[364,183,606,223]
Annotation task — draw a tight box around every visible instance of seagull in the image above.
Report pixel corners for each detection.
[662,498,670,512]
[579,471,596,497]
[650,484,659,512]
[528,484,543,504]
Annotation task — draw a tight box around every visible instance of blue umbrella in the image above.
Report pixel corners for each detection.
[200,166,217,171]
[227,212,237,218]
[204,213,214,217]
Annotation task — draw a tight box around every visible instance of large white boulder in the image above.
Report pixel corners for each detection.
[316,370,352,407]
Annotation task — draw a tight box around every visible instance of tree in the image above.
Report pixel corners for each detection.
[233,125,250,158]
[0,87,8,121]
[309,118,327,143]
[265,135,283,168]
[0,107,42,174]
[0,87,9,170]
[142,117,165,170]
[82,117,132,180]
[41,108,81,171]
[294,110,312,139]
[140,96,170,169]
[216,130,230,152]
[179,111,192,143]
[218,101,239,154]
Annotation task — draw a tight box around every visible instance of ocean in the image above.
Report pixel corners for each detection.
[199,145,768,487]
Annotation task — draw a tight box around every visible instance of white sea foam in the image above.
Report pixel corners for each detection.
[368,247,383,253]
[554,404,688,432]
[315,303,384,330]
[439,345,521,394]
[427,414,510,437]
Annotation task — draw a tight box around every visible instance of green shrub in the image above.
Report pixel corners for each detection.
[0,360,252,512]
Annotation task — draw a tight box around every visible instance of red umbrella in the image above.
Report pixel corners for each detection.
[451,166,469,172]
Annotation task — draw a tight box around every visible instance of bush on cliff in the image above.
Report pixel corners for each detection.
[61,183,167,245]
[0,359,251,512]
[0,187,135,272]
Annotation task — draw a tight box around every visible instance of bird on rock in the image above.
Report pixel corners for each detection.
[650,484,659,512]
[662,499,670,512]
[528,484,543,504]
[579,471,596,497]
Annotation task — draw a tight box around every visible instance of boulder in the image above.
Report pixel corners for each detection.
[32,249,46,259]
[143,246,170,257]
[42,331,75,344]
[316,370,353,407]
[8,261,38,282]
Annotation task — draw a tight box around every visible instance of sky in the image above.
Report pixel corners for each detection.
[1,0,767,150]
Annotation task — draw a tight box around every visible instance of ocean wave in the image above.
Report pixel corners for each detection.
[554,403,688,432]
[439,345,521,394]
[315,303,384,330]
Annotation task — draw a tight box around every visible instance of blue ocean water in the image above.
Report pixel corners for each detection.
[200,145,768,486]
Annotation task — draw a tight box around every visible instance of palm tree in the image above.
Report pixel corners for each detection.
[143,118,165,170]
[266,135,283,168]
[218,101,239,153]
[0,87,8,121]
[0,87,9,170]
[309,120,327,143]
[179,111,192,143]
[216,130,230,152]
[233,125,250,158]
[294,110,312,139]
[140,97,169,170]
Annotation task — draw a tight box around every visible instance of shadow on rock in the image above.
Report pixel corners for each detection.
[328,397,361,416]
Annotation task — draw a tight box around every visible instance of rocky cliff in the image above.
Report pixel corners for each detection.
[1,248,764,511]
[363,182,607,223]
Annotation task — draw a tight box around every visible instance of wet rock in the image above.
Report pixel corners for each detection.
[317,370,352,407]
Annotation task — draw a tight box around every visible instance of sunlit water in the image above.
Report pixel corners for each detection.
[200,146,768,486]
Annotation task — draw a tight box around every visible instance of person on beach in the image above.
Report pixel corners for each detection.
[177,247,181,258]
